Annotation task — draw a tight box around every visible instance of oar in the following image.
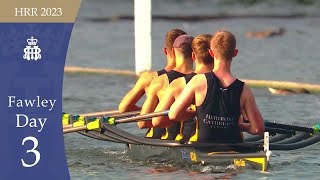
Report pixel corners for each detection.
[63,115,86,130]
[63,111,141,129]
[112,110,169,124]
[63,110,169,134]
[62,109,120,126]
[244,119,320,134]
[79,110,120,117]
[264,121,320,134]
[63,118,100,134]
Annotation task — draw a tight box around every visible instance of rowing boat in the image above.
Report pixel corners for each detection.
[127,136,270,172]
[77,123,271,171]
[63,112,320,172]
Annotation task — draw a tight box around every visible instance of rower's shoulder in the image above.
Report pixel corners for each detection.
[139,70,158,79]
[137,71,158,85]
[167,77,185,93]
[187,74,207,90]
[241,84,255,102]
[190,74,206,84]
[147,74,167,92]
[242,84,251,94]
[170,77,186,87]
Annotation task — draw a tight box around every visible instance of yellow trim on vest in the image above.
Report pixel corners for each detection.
[145,128,153,138]
[190,104,196,110]
[189,117,198,142]
[175,121,184,141]
[175,134,183,141]
[161,128,169,139]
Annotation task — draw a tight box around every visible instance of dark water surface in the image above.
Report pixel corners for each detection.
[64,0,320,179]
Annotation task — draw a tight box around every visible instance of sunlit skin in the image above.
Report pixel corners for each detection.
[119,29,188,114]
[138,47,193,129]
[152,34,214,128]
[118,47,175,113]
[169,31,265,135]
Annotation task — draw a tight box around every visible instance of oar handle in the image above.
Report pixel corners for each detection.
[115,110,169,124]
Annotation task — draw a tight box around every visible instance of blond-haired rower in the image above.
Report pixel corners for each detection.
[169,30,265,143]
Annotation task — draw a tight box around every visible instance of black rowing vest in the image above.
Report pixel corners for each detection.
[195,71,244,143]
[146,70,185,140]
[144,69,168,139]
[157,69,167,76]
[145,70,186,140]
[176,72,197,141]
[162,70,186,140]
[183,72,196,83]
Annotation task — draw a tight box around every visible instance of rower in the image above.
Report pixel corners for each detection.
[118,29,187,112]
[169,30,265,143]
[138,35,194,140]
[151,34,214,141]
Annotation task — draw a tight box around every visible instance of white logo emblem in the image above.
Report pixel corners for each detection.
[23,36,41,61]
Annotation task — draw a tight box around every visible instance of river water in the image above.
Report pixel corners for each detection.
[63,0,320,179]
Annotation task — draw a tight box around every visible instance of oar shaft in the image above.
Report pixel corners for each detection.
[63,126,87,134]
[264,122,314,133]
[63,111,140,128]
[111,111,140,118]
[115,110,169,124]
[244,119,315,133]
[79,110,120,117]
[63,124,73,129]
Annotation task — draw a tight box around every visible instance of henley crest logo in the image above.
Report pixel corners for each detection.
[23,36,42,61]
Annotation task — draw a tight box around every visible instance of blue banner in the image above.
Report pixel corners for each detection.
[0,23,73,180]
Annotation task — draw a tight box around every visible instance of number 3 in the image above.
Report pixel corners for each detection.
[21,136,41,167]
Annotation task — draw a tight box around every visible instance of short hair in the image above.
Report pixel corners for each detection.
[210,30,236,61]
[175,42,193,59]
[192,34,213,64]
[165,29,187,53]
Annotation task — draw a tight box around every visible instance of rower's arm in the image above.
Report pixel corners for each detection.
[239,85,265,135]
[137,79,162,129]
[169,77,198,121]
[152,85,176,128]
[118,73,152,112]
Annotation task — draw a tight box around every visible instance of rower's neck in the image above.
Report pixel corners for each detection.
[213,58,237,87]
[164,58,175,72]
[213,58,232,75]
[174,56,193,74]
[194,62,213,74]
[164,54,176,72]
